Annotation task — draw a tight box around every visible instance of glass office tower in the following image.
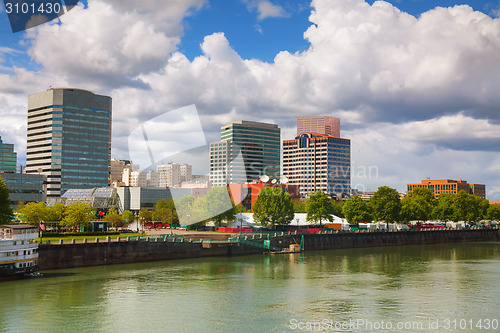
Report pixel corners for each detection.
[0,136,17,173]
[210,120,281,186]
[26,88,112,198]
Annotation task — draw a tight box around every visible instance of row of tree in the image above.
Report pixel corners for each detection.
[16,201,134,229]
[343,186,500,224]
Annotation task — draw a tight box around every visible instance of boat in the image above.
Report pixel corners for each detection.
[0,225,39,279]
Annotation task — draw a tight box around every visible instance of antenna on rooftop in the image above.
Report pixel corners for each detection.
[280,175,288,184]
[260,175,269,182]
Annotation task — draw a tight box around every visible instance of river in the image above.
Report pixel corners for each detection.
[1,242,499,332]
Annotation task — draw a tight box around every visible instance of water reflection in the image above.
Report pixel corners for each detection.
[0,242,499,332]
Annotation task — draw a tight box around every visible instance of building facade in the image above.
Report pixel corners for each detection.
[229,179,300,211]
[407,179,486,199]
[116,187,191,212]
[1,173,46,207]
[283,133,351,198]
[25,88,112,198]
[109,158,131,185]
[157,163,192,188]
[0,136,17,173]
[209,121,281,186]
[297,116,340,138]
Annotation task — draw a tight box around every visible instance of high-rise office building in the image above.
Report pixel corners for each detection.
[26,88,112,198]
[209,121,281,186]
[157,163,192,188]
[0,135,17,173]
[297,116,340,138]
[284,121,351,198]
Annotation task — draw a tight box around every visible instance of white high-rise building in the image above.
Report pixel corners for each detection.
[157,163,192,188]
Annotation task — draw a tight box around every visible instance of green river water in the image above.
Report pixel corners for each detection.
[1,242,499,333]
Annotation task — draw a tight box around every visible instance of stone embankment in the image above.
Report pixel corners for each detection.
[38,228,500,270]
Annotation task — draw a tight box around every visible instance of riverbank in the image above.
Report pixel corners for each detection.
[37,228,500,270]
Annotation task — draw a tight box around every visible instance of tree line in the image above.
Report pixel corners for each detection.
[342,186,500,224]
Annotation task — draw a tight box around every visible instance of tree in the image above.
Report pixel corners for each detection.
[487,204,500,220]
[202,187,236,226]
[104,208,127,228]
[122,210,134,224]
[431,193,455,221]
[0,175,12,224]
[139,208,153,223]
[400,187,436,222]
[342,196,372,225]
[155,198,176,211]
[370,186,401,223]
[61,201,93,229]
[453,191,481,223]
[16,201,46,226]
[152,207,174,224]
[253,187,294,228]
[332,200,345,218]
[45,203,65,223]
[292,200,307,213]
[153,198,178,224]
[305,190,335,226]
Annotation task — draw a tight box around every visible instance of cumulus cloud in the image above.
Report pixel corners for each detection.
[243,0,289,20]
[1,0,500,198]
[26,0,205,88]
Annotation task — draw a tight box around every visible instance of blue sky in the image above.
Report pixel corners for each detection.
[0,0,499,199]
[1,1,499,68]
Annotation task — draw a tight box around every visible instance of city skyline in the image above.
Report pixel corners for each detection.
[0,0,499,199]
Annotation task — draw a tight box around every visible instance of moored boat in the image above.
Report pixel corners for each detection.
[0,225,39,279]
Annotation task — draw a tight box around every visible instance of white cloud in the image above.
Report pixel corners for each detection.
[1,0,500,199]
[243,0,289,20]
[26,0,205,87]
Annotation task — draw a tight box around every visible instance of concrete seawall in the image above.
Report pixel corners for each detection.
[38,229,500,270]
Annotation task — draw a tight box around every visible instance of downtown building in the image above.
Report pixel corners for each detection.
[0,135,46,206]
[0,135,17,174]
[209,120,281,186]
[407,179,486,199]
[25,88,112,199]
[283,117,351,199]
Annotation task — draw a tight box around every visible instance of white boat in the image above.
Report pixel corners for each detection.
[0,225,39,278]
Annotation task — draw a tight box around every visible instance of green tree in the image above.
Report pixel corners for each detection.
[139,208,153,222]
[305,190,335,226]
[292,200,307,213]
[253,187,294,228]
[453,191,481,223]
[104,208,127,228]
[487,204,500,220]
[16,201,46,226]
[202,187,236,226]
[332,200,344,218]
[431,193,456,221]
[122,210,134,224]
[155,198,176,211]
[45,203,65,223]
[234,202,251,213]
[370,186,401,223]
[152,207,174,224]
[61,201,93,229]
[342,196,372,225]
[0,176,12,224]
[400,187,436,222]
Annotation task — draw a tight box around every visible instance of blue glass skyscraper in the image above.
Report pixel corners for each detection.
[26,88,111,199]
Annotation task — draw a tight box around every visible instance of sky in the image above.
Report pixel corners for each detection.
[0,0,499,199]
